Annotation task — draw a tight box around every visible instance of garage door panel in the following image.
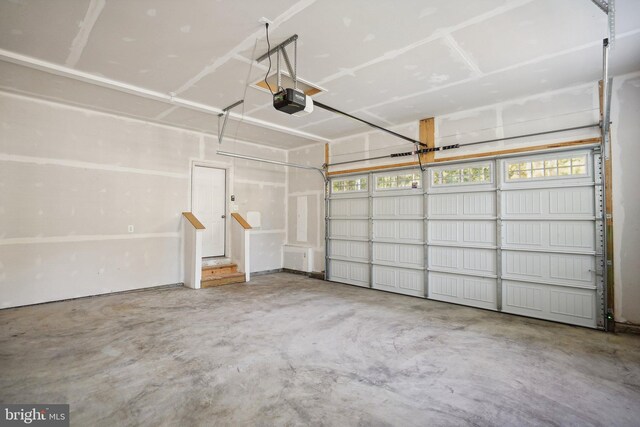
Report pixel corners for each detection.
[502,280,596,328]
[329,219,369,240]
[329,260,369,287]
[372,242,424,269]
[428,246,497,276]
[428,192,496,219]
[429,220,496,247]
[372,265,424,297]
[502,187,594,219]
[330,240,369,262]
[428,271,497,310]
[330,198,369,217]
[373,220,423,243]
[373,194,423,217]
[502,220,595,253]
[502,250,595,288]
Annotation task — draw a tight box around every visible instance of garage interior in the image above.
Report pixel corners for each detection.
[1,0,639,425]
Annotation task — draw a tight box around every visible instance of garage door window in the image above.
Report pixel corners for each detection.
[431,164,491,186]
[331,176,368,193]
[506,155,587,181]
[376,172,422,190]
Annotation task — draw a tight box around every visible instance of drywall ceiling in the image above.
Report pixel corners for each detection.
[1,0,639,148]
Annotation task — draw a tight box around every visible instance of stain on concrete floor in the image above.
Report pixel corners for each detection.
[1,273,639,426]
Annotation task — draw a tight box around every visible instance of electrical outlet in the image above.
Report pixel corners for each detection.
[128,225,134,233]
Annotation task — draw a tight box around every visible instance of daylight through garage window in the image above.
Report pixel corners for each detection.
[506,155,587,180]
[331,176,368,193]
[432,164,491,186]
[376,172,422,190]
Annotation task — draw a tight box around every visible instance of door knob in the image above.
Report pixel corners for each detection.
[221,215,226,219]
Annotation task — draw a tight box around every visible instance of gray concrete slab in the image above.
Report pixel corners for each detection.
[1,272,639,426]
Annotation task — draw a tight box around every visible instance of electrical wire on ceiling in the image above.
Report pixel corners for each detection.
[264,23,274,96]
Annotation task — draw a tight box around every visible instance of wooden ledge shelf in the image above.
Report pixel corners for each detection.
[182,212,205,230]
[231,213,252,230]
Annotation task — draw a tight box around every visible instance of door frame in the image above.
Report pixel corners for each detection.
[190,160,233,258]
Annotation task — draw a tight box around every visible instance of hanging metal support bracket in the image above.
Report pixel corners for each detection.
[257,33,299,90]
[217,100,244,144]
[591,0,616,44]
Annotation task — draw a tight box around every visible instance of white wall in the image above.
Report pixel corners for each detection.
[611,72,640,326]
[286,144,326,273]
[317,75,639,326]
[0,91,289,308]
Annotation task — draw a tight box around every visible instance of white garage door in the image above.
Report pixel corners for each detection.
[498,149,601,328]
[326,148,604,329]
[371,170,425,297]
[426,161,498,310]
[327,176,370,287]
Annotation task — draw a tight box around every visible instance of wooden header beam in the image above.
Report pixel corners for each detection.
[326,137,600,176]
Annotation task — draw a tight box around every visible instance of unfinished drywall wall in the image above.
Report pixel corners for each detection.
[286,144,326,273]
[611,71,640,326]
[0,91,289,308]
[322,75,638,325]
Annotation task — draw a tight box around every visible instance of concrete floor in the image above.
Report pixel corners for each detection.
[1,273,639,426]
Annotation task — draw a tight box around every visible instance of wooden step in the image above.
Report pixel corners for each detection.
[202,263,237,279]
[201,271,245,288]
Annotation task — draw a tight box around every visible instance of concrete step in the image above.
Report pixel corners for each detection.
[201,271,245,288]
[202,263,237,279]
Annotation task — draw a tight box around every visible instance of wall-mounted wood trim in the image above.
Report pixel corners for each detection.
[231,212,252,230]
[182,212,205,230]
[324,143,329,165]
[432,137,601,163]
[599,79,615,323]
[327,161,421,176]
[419,118,435,163]
[326,137,600,176]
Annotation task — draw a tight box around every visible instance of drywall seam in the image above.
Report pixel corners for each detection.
[287,141,326,152]
[154,105,179,120]
[0,153,189,179]
[327,119,417,143]
[284,150,290,267]
[496,104,505,139]
[251,229,286,235]
[65,0,105,67]
[0,90,291,153]
[443,34,482,76]
[173,0,317,94]
[362,110,395,126]
[0,51,330,143]
[233,54,269,71]
[0,232,180,246]
[235,178,286,187]
[316,0,533,85]
[199,134,205,159]
[303,29,640,133]
[288,190,324,197]
[350,28,640,115]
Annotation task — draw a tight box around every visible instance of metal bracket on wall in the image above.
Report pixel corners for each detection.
[217,100,244,144]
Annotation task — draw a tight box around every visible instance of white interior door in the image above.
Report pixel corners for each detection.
[192,166,226,257]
